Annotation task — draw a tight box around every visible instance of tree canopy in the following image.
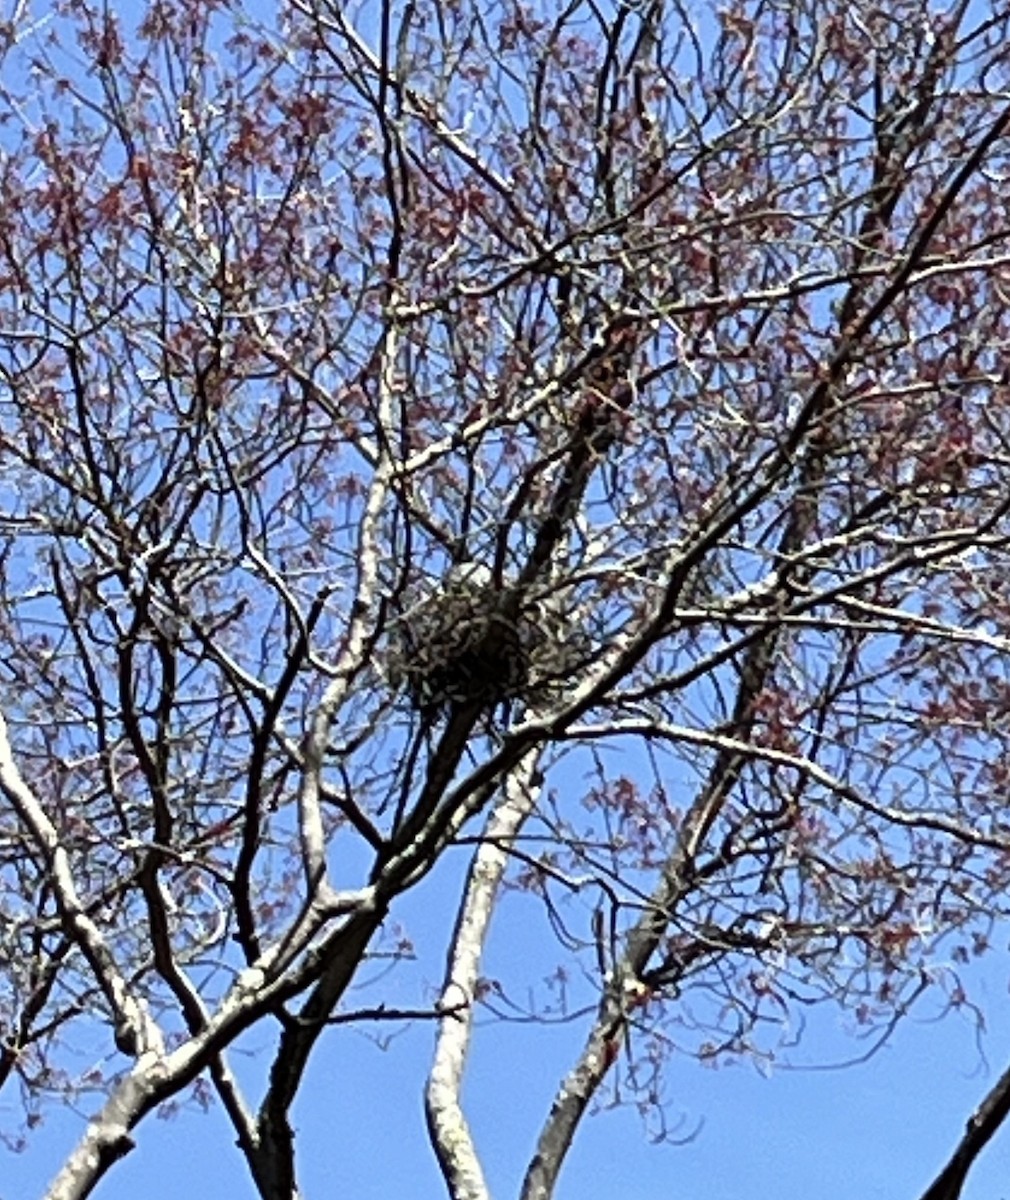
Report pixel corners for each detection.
[1,1,1010,1197]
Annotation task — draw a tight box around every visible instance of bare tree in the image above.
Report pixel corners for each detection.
[1,0,1010,1197]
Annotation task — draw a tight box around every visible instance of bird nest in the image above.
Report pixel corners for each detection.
[383,565,587,715]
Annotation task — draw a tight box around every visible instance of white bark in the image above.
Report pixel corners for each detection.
[426,748,543,1200]
[296,317,400,891]
[45,1071,157,1200]
[0,707,164,1060]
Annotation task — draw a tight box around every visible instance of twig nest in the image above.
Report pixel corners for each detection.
[383,564,588,714]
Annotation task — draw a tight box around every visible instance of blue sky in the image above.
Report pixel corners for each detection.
[6,867,1010,1200]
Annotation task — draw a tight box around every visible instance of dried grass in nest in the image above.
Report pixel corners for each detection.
[383,570,588,714]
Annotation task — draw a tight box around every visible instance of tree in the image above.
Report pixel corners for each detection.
[1,0,1010,1196]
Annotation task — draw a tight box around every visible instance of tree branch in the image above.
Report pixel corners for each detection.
[918,1059,1010,1200]
[426,748,544,1200]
